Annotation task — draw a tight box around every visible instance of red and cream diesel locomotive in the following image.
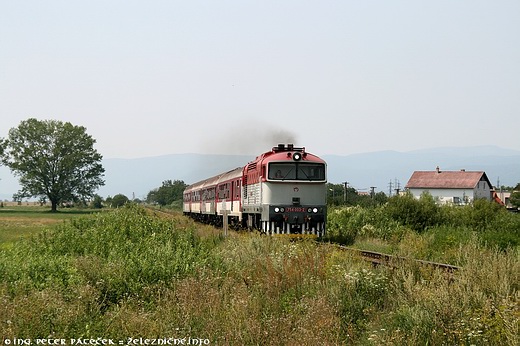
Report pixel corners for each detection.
[183,144,327,236]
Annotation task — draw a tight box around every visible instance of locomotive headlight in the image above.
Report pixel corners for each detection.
[307,208,312,213]
[313,207,318,213]
[293,152,302,161]
[280,207,285,213]
[274,207,280,213]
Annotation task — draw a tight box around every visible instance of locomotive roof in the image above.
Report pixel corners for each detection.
[250,144,325,165]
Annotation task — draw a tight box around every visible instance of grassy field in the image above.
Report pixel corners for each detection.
[0,205,99,247]
[0,204,518,345]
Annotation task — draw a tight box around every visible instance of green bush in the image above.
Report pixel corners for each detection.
[110,193,129,207]
[326,207,360,244]
[327,194,520,251]
[465,199,504,231]
[384,192,441,232]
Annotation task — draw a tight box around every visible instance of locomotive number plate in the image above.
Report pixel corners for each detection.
[285,207,306,212]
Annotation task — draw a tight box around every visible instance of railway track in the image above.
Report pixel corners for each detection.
[333,244,461,272]
[147,206,461,273]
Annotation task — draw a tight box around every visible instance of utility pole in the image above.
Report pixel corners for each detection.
[343,181,349,204]
[394,179,401,195]
[370,186,376,199]
[388,180,393,196]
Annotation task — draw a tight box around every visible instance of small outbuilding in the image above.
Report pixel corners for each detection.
[405,167,493,205]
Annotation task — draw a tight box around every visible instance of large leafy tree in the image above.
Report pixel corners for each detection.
[0,118,105,212]
[147,179,187,206]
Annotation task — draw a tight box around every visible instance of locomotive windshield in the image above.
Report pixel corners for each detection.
[268,162,326,181]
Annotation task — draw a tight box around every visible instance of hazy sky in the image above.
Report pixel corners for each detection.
[1,0,519,159]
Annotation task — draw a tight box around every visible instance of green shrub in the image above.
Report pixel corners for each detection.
[326,207,361,244]
[110,193,129,207]
[328,194,520,251]
[466,199,504,231]
[384,192,441,232]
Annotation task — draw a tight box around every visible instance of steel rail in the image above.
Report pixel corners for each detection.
[333,244,461,272]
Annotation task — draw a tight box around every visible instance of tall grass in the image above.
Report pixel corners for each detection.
[0,204,518,345]
[326,197,519,345]
[0,204,222,337]
[373,242,519,345]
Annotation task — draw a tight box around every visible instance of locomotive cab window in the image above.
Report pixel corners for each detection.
[297,163,326,180]
[268,162,325,181]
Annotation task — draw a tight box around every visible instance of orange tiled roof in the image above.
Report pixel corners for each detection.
[405,170,490,189]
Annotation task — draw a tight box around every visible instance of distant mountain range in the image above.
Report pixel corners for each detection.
[1,146,519,201]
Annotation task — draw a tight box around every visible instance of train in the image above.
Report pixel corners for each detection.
[183,144,327,236]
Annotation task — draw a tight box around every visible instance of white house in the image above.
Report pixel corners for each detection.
[405,167,493,205]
